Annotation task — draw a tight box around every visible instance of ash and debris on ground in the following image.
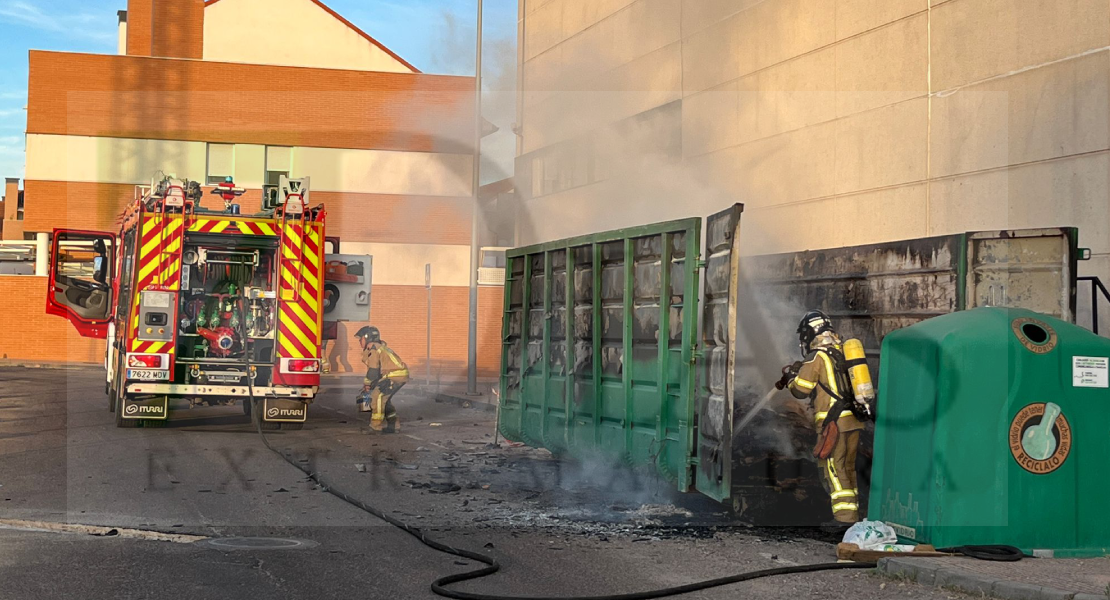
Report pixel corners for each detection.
[336,409,842,547]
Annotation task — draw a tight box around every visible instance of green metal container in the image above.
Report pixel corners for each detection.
[497,206,744,501]
[870,307,1110,557]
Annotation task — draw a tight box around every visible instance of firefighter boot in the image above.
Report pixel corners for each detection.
[382,399,399,433]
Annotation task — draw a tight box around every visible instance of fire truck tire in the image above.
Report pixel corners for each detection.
[251,399,281,431]
[114,398,139,429]
[109,352,123,412]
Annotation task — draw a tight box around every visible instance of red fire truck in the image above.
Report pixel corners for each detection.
[46,175,327,428]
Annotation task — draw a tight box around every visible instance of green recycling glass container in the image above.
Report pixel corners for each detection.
[869,307,1109,557]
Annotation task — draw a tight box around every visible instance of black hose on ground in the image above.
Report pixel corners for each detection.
[252,422,875,600]
[938,545,1026,562]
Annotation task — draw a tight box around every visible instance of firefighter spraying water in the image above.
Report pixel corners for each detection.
[775,310,875,525]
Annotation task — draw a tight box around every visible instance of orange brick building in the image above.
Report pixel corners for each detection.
[0,0,504,380]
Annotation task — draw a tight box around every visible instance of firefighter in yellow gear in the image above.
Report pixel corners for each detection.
[355,326,409,433]
[778,310,867,525]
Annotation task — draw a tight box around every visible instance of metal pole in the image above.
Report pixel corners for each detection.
[1093,279,1100,336]
[466,0,483,396]
[426,263,433,385]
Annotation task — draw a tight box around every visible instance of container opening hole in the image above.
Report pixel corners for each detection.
[1022,323,1049,344]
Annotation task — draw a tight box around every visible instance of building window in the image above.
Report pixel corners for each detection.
[481,248,507,269]
[266,146,292,187]
[206,143,234,184]
[528,138,607,198]
[17,191,24,220]
[477,247,509,286]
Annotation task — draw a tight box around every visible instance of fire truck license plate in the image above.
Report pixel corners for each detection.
[127,369,169,381]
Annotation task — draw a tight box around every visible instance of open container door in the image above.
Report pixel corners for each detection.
[694,205,743,502]
[46,228,117,338]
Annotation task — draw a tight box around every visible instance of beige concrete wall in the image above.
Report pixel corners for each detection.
[25,134,473,197]
[203,0,414,73]
[26,134,207,186]
[117,19,127,56]
[517,0,1110,326]
[339,242,472,287]
[291,147,473,197]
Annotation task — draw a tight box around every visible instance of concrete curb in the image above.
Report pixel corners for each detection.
[878,558,1109,600]
[0,518,207,544]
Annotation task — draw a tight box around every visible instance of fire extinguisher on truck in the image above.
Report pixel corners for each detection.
[45,173,347,429]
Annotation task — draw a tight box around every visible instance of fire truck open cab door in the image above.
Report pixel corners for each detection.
[46,229,117,338]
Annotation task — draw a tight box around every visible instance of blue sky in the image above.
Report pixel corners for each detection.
[0,0,517,181]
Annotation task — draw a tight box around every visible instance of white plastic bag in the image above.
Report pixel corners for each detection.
[842,519,899,550]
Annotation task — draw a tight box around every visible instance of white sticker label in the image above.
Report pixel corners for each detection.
[889,522,917,540]
[1073,356,1108,388]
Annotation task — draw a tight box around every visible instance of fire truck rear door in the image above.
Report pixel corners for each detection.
[46,228,117,338]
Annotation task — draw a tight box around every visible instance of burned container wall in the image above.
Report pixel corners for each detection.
[498,218,703,492]
[728,227,1080,524]
[738,235,963,361]
[965,228,1079,323]
[726,234,964,522]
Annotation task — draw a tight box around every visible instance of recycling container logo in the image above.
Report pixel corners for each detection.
[1009,402,1071,474]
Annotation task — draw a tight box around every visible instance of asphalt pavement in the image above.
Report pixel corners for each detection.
[0,366,980,600]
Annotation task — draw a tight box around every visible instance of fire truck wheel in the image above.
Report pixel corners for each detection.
[250,399,281,431]
[109,352,123,412]
[114,397,139,429]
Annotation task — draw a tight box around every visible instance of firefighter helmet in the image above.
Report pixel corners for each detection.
[354,326,381,343]
[797,310,835,355]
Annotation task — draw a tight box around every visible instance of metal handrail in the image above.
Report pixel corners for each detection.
[1079,276,1110,335]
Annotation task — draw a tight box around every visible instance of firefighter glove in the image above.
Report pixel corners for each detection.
[775,362,803,390]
